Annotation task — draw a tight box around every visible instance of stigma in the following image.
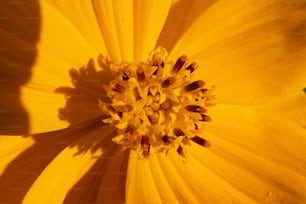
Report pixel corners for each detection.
[99,47,215,158]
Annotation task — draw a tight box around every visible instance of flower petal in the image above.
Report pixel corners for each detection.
[125,151,164,204]
[133,0,172,61]
[158,0,217,51]
[45,0,108,55]
[155,151,257,203]
[207,103,306,177]
[172,0,306,104]
[22,125,116,204]
[190,135,306,203]
[92,0,134,63]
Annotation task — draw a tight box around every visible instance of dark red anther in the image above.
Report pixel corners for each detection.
[122,72,129,81]
[185,105,206,113]
[162,135,171,145]
[173,128,185,137]
[186,62,197,73]
[141,135,150,146]
[184,80,205,92]
[161,77,175,88]
[125,124,136,134]
[200,114,211,122]
[172,55,187,73]
[191,136,206,146]
[177,145,186,157]
[112,83,125,93]
[137,67,145,82]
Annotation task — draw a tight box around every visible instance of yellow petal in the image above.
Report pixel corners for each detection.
[22,125,116,204]
[207,103,306,177]
[172,0,306,104]
[92,0,134,63]
[45,0,108,55]
[134,0,172,61]
[190,136,306,203]
[125,151,164,204]
[158,0,217,51]
[154,151,257,203]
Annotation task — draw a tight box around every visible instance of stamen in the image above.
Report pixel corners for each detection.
[172,55,187,73]
[113,105,133,112]
[133,87,142,100]
[100,47,215,158]
[137,67,145,82]
[161,77,175,88]
[184,80,205,92]
[111,83,125,93]
[191,136,206,146]
[186,62,197,73]
[125,124,136,134]
[200,114,211,122]
[174,128,185,137]
[177,145,186,157]
[185,105,206,113]
[162,135,171,145]
[122,72,129,81]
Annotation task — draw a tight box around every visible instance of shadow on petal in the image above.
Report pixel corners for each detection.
[64,147,129,204]
[280,1,306,52]
[157,0,217,52]
[55,56,116,127]
[0,116,107,203]
[0,0,40,135]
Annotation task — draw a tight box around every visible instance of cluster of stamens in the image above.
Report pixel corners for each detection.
[99,48,215,158]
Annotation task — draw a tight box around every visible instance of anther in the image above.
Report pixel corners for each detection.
[177,145,186,157]
[141,135,150,147]
[200,114,211,122]
[137,67,145,82]
[172,55,187,73]
[122,72,129,81]
[186,62,197,73]
[111,83,125,93]
[185,105,206,113]
[152,57,163,67]
[162,135,171,145]
[114,105,133,112]
[184,80,205,92]
[191,136,206,146]
[143,145,150,157]
[133,87,142,101]
[125,124,136,134]
[106,105,116,113]
[161,77,175,88]
[174,128,185,137]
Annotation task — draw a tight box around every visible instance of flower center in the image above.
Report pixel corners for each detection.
[99,47,215,158]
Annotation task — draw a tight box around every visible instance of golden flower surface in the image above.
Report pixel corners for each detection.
[0,0,306,204]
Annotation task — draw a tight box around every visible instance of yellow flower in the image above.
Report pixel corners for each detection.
[1,0,306,204]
